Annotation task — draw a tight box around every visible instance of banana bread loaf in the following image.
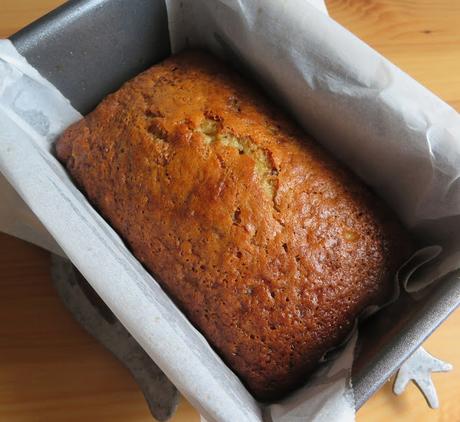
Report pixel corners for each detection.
[56,50,412,401]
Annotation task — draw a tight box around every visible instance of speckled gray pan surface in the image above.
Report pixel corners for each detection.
[10,0,460,410]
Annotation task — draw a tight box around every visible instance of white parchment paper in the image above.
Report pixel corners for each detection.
[1,0,460,421]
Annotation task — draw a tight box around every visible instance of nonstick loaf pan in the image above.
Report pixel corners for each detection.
[9,0,460,410]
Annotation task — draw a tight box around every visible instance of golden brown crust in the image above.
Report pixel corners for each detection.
[56,50,412,401]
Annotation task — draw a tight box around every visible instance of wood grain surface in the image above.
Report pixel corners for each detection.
[0,1,459,421]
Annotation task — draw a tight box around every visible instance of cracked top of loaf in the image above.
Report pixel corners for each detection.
[56,50,412,401]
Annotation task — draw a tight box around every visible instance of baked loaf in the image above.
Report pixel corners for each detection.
[56,51,412,401]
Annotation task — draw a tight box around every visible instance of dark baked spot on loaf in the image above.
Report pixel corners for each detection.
[55,50,413,401]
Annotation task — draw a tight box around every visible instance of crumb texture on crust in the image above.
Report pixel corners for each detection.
[56,50,412,401]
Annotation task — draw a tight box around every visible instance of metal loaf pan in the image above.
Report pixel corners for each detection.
[10,0,460,411]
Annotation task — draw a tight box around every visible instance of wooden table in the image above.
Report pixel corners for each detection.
[1,1,459,421]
